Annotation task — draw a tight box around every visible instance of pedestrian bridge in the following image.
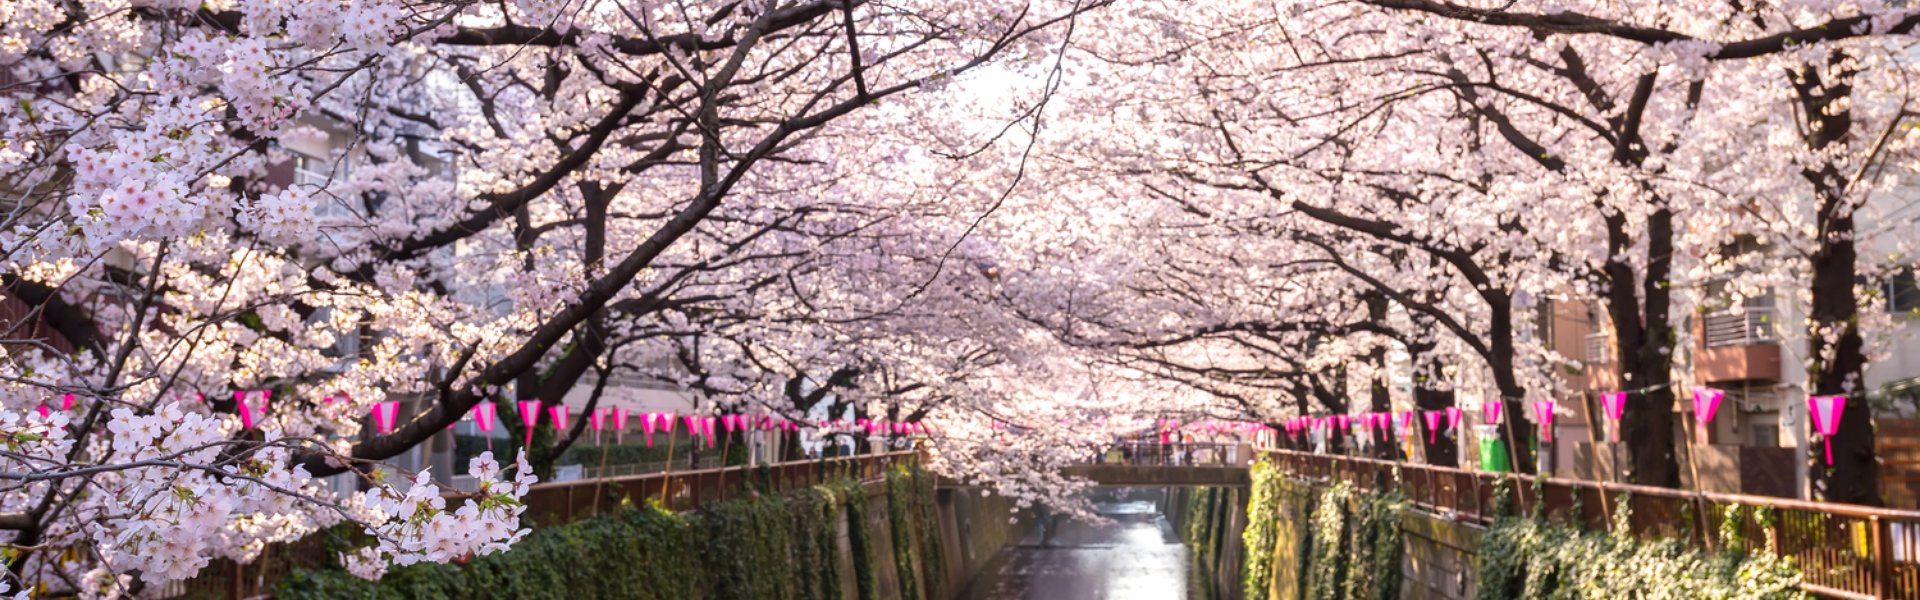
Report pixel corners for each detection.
[940,443,1257,488]
[1059,463,1251,487]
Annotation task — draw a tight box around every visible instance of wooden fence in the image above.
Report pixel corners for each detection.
[167,451,918,599]
[1267,449,1920,600]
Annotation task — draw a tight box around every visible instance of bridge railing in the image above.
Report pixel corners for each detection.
[1266,449,1920,600]
[1089,442,1252,466]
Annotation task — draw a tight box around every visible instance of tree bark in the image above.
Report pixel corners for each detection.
[1415,387,1458,467]
[1795,54,1881,505]
[1605,208,1682,488]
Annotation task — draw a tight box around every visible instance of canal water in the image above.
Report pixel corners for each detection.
[955,489,1206,600]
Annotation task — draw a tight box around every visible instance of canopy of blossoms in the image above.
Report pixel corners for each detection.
[5,0,1920,594]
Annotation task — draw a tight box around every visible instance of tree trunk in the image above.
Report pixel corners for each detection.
[1810,203,1879,504]
[1415,387,1458,467]
[1604,208,1682,488]
[1486,297,1537,474]
[1365,295,1399,460]
[1795,54,1880,505]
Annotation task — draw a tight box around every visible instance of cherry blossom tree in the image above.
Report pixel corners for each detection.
[1003,0,1920,500]
[0,0,1102,592]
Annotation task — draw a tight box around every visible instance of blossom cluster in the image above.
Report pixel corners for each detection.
[355,452,534,573]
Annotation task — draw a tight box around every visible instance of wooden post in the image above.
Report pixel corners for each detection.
[1501,408,1531,517]
[590,440,612,516]
[659,426,678,503]
[1580,392,1617,531]
[1873,515,1890,599]
[1679,409,1714,552]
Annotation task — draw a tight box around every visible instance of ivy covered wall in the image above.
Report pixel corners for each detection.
[276,465,947,600]
[1474,496,1806,600]
[1168,485,1248,600]
[1238,458,1816,600]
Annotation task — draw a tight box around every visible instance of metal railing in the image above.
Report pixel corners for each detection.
[1705,306,1778,347]
[1266,449,1920,600]
[1091,442,1251,466]
[1585,332,1612,363]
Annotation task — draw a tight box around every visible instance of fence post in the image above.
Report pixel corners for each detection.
[1874,515,1890,599]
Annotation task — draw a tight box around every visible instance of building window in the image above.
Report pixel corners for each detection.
[1750,423,1780,448]
[293,153,330,189]
[1889,269,1920,314]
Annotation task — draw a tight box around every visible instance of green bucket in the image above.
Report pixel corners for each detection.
[1477,425,1511,472]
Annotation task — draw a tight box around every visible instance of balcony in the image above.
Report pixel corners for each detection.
[1696,306,1782,383]
[1584,332,1611,364]
[1704,307,1776,347]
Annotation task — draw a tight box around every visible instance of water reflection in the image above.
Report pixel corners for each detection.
[957,490,1203,600]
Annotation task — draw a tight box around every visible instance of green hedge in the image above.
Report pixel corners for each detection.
[1474,506,1806,600]
[276,470,937,600]
[275,501,705,600]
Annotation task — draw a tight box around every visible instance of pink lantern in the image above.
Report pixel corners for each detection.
[1531,400,1555,443]
[613,409,629,444]
[1445,406,1463,430]
[1425,411,1442,444]
[234,391,258,429]
[517,400,542,445]
[371,401,400,434]
[1808,395,1847,465]
[473,403,496,432]
[60,393,74,411]
[662,412,677,433]
[703,417,717,447]
[1693,388,1724,445]
[1483,400,1504,425]
[685,415,701,437]
[1600,392,1628,442]
[473,403,497,450]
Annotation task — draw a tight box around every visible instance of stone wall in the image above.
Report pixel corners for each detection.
[1398,512,1480,600]
[926,487,1035,600]
[1262,481,1314,600]
[1166,487,1250,600]
[1209,477,1488,600]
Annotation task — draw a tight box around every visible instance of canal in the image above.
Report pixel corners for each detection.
[954,489,1209,600]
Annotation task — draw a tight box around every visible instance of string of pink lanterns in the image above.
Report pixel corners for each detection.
[1273,386,1853,469]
